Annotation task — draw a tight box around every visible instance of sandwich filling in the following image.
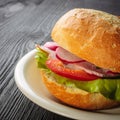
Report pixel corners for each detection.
[35,42,120,101]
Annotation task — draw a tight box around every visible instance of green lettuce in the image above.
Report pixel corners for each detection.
[35,48,120,101]
[35,47,48,68]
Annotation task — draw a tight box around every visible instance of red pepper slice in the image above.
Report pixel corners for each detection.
[46,59,99,81]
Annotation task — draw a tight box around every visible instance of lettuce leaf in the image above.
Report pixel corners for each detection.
[35,47,48,68]
[35,48,120,101]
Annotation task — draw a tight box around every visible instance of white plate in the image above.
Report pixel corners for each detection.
[14,50,120,120]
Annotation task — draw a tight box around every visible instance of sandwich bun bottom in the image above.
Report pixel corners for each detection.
[40,69,120,110]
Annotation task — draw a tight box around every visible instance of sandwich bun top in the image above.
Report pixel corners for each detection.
[51,8,120,72]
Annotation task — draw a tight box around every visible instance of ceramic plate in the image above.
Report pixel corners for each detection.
[14,50,120,120]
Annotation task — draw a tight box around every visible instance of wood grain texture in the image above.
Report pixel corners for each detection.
[0,0,119,120]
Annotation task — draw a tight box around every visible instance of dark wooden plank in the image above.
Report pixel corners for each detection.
[0,0,119,120]
[0,0,73,120]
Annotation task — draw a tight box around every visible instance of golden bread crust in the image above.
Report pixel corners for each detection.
[51,8,120,72]
[40,69,120,110]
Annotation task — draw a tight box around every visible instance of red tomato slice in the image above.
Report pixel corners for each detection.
[46,59,99,81]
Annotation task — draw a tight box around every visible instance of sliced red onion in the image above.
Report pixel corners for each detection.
[44,42,59,51]
[56,47,85,63]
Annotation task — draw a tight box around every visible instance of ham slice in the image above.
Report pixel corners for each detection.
[66,62,118,77]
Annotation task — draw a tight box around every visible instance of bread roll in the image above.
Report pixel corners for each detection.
[51,8,120,72]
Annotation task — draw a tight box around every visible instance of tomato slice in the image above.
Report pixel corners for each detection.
[46,59,99,81]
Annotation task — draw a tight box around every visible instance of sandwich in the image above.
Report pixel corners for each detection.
[35,8,120,110]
